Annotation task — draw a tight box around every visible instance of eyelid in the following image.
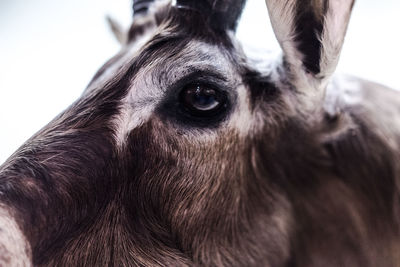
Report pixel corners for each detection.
[168,69,228,94]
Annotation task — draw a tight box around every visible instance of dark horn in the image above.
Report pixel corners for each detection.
[176,0,246,31]
[132,0,156,16]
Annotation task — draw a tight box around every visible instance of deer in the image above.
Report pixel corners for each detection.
[1,0,399,266]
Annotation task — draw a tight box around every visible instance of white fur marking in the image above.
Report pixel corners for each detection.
[0,206,32,266]
[229,84,255,136]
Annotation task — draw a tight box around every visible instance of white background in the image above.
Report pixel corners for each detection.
[0,0,399,164]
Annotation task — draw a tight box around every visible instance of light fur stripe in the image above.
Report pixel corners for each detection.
[0,206,32,266]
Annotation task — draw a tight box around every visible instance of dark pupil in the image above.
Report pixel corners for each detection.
[183,85,220,112]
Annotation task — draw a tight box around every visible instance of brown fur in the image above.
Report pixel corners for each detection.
[1,1,400,266]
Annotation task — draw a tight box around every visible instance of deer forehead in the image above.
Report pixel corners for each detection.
[113,39,253,147]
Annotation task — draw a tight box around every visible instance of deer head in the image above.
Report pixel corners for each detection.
[1,0,400,266]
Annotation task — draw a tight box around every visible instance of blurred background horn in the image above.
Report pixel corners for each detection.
[175,0,246,31]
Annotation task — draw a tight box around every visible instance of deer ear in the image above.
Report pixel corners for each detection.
[265,0,355,94]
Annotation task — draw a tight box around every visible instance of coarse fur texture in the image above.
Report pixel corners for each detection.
[1,0,400,266]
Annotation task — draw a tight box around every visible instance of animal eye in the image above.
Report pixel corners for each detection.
[179,83,227,116]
